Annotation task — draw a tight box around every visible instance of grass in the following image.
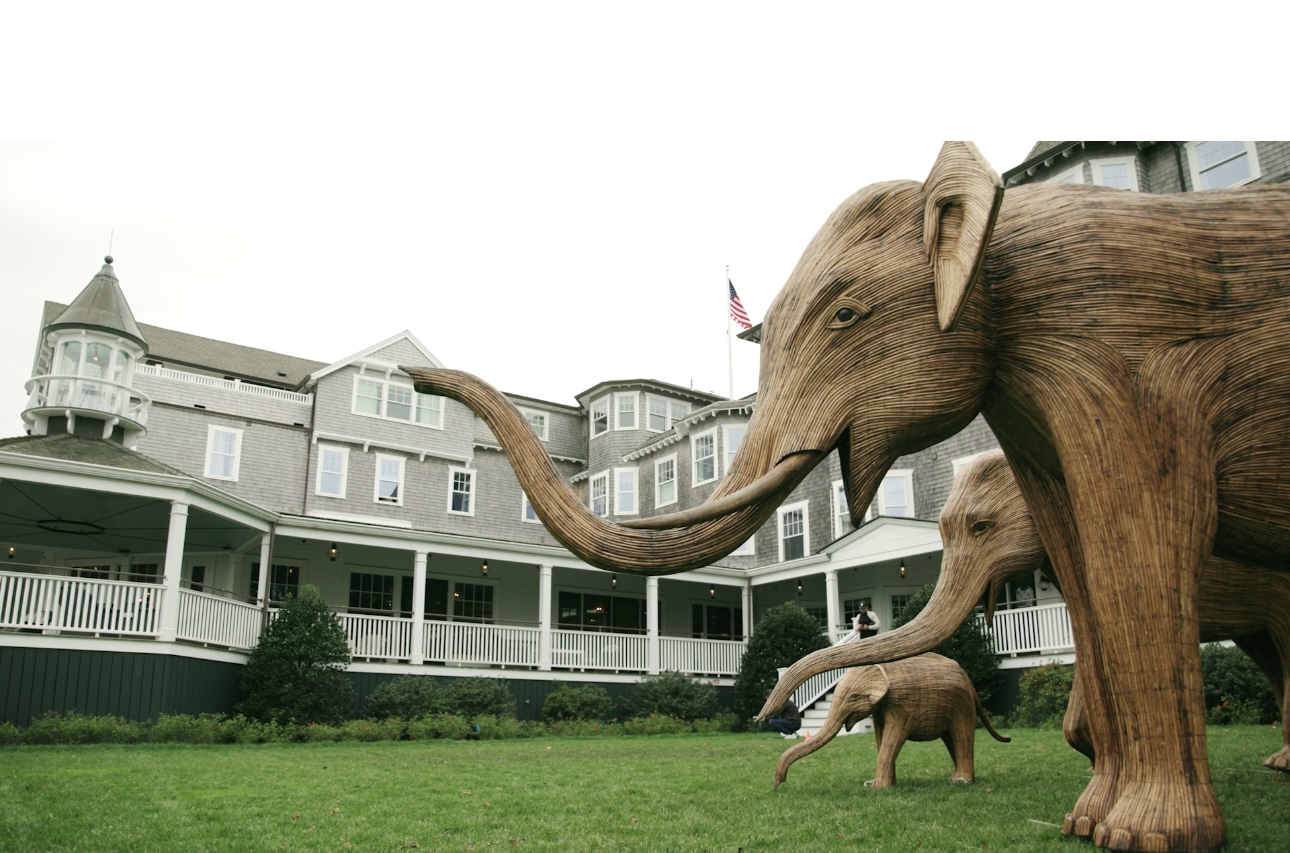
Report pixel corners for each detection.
[0,726,1285,852]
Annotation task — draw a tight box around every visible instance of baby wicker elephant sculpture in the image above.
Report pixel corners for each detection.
[774,652,1009,790]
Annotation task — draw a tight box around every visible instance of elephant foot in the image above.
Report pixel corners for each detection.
[1063,771,1118,839]
[864,777,894,789]
[949,769,975,784]
[1085,780,1225,853]
[1263,744,1290,774]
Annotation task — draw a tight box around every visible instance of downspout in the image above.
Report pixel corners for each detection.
[260,521,277,630]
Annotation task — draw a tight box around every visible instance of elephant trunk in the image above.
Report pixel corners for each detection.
[774,720,843,788]
[757,556,987,722]
[403,367,820,575]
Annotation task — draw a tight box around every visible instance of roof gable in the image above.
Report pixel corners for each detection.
[306,330,445,386]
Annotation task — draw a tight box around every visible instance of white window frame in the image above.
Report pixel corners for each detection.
[878,469,914,518]
[352,375,443,429]
[374,453,405,505]
[654,454,678,508]
[646,395,689,432]
[316,445,349,498]
[614,391,638,430]
[521,492,540,523]
[691,428,717,485]
[204,425,243,481]
[723,424,746,475]
[1186,141,1262,190]
[589,471,609,517]
[614,467,638,515]
[1047,163,1085,184]
[520,409,548,441]
[831,479,855,539]
[590,396,610,439]
[777,500,810,562]
[731,536,755,556]
[447,466,475,516]
[1089,156,1139,191]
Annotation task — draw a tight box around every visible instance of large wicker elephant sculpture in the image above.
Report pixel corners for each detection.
[773,653,1009,790]
[405,142,1290,852]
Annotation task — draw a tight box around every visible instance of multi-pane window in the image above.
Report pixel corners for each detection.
[691,603,742,640]
[317,446,348,497]
[723,424,746,473]
[448,467,475,515]
[692,429,717,484]
[878,470,913,517]
[521,409,548,440]
[205,425,243,481]
[590,471,609,517]
[1090,157,1139,191]
[453,582,494,622]
[521,492,540,523]
[647,396,689,432]
[615,392,638,430]
[655,455,677,507]
[890,594,912,620]
[249,563,300,603]
[614,467,638,515]
[349,572,394,612]
[832,480,855,539]
[590,397,609,438]
[778,501,808,561]
[1187,141,1261,189]
[559,591,645,632]
[353,376,443,428]
[375,454,404,505]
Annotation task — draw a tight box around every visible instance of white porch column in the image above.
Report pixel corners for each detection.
[538,564,553,671]
[742,580,753,638]
[256,534,271,604]
[825,569,841,642]
[157,501,189,642]
[646,576,660,675]
[410,550,427,665]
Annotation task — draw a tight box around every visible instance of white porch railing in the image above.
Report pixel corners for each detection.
[24,374,151,425]
[425,622,541,668]
[978,602,1074,656]
[0,571,161,636]
[134,363,312,404]
[552,629,649,672]
[176,588,263,649]
[658,636,745,677]
[340,612,414,661]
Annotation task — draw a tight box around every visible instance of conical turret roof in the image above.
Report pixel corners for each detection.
[45,256,147,350]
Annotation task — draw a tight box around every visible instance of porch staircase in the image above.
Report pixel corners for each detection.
[797,687,873,739]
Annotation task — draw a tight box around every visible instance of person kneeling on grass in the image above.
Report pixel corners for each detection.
[760,690,802,739]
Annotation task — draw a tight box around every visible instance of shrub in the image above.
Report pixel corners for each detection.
[445,677,517,721]
[733,602,830,727]
[623,671,717,723]
[367,676,448,720]
[621,713,692,735]
[22,711,143,745]
[544,718,626,737]
[542,684,613,722]
[405,714,473,740]
[0,721,20,746]
[1011,663,1075,727]
[1202,643,1278,725]
[238,585,355,726]
[891,583,1004,706]
[151,713,224,744]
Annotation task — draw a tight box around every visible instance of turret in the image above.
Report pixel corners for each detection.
[23,256,151,446]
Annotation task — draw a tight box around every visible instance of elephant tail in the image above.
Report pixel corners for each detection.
[973,687,1010,743]
[773,720,842,789]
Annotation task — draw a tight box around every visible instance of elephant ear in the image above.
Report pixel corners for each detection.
[922,141,1004,332]
[868,663,892,706]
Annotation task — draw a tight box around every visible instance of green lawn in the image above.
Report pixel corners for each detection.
[0,726,1285,852]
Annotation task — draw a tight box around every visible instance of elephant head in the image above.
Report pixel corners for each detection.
[773,663,891,788]
[758,449,1044,722]
[403,142,1005,575]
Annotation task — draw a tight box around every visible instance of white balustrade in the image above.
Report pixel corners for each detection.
[423,621,540,668]
[0,571,161,636]
[550,629,647,672]
[340,612,414,660]
[790,667,850,709]
[978,602,1074,656]
[25,374,150,423]
[134,364,311,404]
[658,636,745,677]
[176,588,264,650]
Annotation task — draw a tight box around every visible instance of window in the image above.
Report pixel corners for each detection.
[1187,141,1261,189]
[589,471,609,517]
[317,446,348,497]
[614,467,638,515]
[374,454,404,505]
[778,501,809,561]
[723,424,746,474]
[521,409,548,441]
[205,425,243,481]
[692,429,717,485]
[1090,157,1139,191]
[453,582,494,622]
[1047,163,1085,184]
[691,603,742,640]
[731,536,755,556]
[614,392,638,430]
[831,479,855,539]
[805,607,830,630]
[655,454,677,507]
[646,396,689,432]
[352,375,443,428]
[878,470,914,517]
[349,572,394,612]
[521,492,540,523]
[590,396,610,438]
[844,597,872,625]
[891,594,912,620]
[560,591,645,632]
[187,564,206,593]
[448,466,475,515]
[249,563,300,603]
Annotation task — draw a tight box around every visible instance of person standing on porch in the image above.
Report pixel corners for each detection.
[852,602,880,640]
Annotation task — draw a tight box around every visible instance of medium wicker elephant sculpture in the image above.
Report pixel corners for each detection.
[773,653,1009,791]
[407,142,1290,852]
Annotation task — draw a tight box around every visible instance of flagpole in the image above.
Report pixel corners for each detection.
[726,265,734,399]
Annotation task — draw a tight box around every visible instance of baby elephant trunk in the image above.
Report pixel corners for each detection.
[773,720,843,788]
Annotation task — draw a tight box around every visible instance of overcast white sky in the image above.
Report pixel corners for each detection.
[1,4,1278,429]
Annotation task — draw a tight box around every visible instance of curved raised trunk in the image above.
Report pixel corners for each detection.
[403,367,821,574]
[757,558,987,722]
[774,719,843,788]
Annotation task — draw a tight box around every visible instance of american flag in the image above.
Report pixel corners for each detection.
[728,279,752,329]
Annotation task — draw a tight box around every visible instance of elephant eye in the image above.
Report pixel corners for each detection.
[830,304,871,329]
[970,520,991,536]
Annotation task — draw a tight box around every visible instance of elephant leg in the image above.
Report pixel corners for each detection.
[870,717,906,789]
[1233,631,1290,773]
[1063,667,1095,763]
[944,718,977,784]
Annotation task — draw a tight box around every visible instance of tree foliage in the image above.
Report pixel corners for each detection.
[542,684,614,722]
[891,583,1003,705]
[623,671,718,722]
[733,602,829,727]
[366,676,449,720]
[238,585,354,725]
[1011,663,1074,727]
[1201,643,1279,725]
